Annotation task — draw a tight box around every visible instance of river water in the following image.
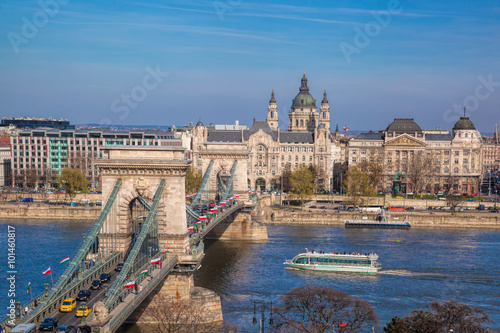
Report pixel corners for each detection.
[1,220,499,331]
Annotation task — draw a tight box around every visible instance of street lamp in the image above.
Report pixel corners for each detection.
[252,300,273,333]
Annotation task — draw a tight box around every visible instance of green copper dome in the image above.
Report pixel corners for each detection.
[292,73,316,109]
[453,117,475,130]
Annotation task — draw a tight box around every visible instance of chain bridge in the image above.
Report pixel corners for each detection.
[3,146,267,333]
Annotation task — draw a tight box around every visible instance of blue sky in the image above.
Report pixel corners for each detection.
[1,0,499,133]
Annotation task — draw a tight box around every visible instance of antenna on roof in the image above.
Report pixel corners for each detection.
[463,106,466,117]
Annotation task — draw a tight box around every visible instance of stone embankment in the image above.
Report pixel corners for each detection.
[0,204,101,220]
[263,208,500,229]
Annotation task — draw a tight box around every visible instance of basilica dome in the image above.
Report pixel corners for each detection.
[292,73,316,109]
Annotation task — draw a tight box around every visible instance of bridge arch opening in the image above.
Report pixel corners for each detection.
[216,169,231,201]
[255,178,266,191]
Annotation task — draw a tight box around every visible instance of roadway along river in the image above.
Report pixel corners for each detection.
[1,220,499,331]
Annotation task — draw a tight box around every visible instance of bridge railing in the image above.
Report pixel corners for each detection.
[105,255,179,333]
[20,251,122,325]
[189,201,244,246]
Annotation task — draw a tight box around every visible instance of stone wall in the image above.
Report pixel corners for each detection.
[0,204,101,220]
[264,208,500,229]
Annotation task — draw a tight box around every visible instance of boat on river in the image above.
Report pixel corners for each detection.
[284,248,382,273]
[345,209,411,229]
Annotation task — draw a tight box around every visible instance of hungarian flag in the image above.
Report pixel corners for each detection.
[60,256,70,265]
[42,267,51,276]
[206,212,213,216]
[124,281,135,289]
[136,215,143,220]
[210,208,217,212]
[162,248,170,255]
[151,258,161,265]
[27,280,31,294]
[235,195,240,198]
[228,198,233,201]
[220,202,227,206]
[194,221,202,225]
[199,216,207,220]
[139,269,148,276]
[185,195,190,199]
[187,226,195,231]
[338,321,347,327]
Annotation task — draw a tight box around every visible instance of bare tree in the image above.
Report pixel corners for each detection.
[344,166,375,208]
[309,165,328,193]
[446,195,464,211]
[148,294,236,333]
[403,151,435,197]
[400,300,493,333]
[269,284,378,333]
[25,167,39,189]
[358,161,384,191]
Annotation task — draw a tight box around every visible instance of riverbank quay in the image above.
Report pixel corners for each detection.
[0,203,101,220]
[263,207,500,229]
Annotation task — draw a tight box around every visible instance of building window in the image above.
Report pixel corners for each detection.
[309,156,312,161]
[302,156,305,161]
[455,159,459,164]
[309,148,313,152]
[295,156,298,161]
[288,156,291,161]
[454,167,458,174]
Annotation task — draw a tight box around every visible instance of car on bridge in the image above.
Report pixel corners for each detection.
[115,263,124,271]
[59,298,76,312]
[76,289,91,301]
[75,305,92,317]
[39,317,59,331]
[55,326,78,333]
[99,273,110,283]
[90,279,101,290]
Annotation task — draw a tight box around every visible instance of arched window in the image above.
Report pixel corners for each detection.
[454,167,458,174]
[459,133,462,137]
[465,133,468,138]
[300,119,304,127]
[296,119,299,127]
[444,167,449,173]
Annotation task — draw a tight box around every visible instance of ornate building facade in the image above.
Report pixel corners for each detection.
[192,73,333,191]
[348,117,482,194]
[481,123,499,170]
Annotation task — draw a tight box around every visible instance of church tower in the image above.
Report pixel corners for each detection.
[319,89,331,132]
[288,72,318,132]
[266,89,279,130]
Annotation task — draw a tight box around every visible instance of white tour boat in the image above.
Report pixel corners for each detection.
[284,248,382,273]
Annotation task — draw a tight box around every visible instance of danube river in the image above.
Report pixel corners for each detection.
[1,220,499,331]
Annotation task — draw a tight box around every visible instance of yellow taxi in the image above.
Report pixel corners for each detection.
[76,305,92,317]
[59,298,76,312]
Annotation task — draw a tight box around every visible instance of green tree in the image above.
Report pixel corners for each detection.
[289,164,314,207]
[344,166,375,208]
[185,166,202,195]
[57,167,89,199]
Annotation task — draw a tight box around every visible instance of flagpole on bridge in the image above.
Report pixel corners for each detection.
[50,271,54,286]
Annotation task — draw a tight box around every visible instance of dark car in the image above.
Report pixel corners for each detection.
[76,289,91,301]
[99,273,110,283]
[115,263,124,271]
[39,317,58,331]
[90,279,101,290]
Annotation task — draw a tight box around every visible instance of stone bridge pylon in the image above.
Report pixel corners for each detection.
[95,147,191,256]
